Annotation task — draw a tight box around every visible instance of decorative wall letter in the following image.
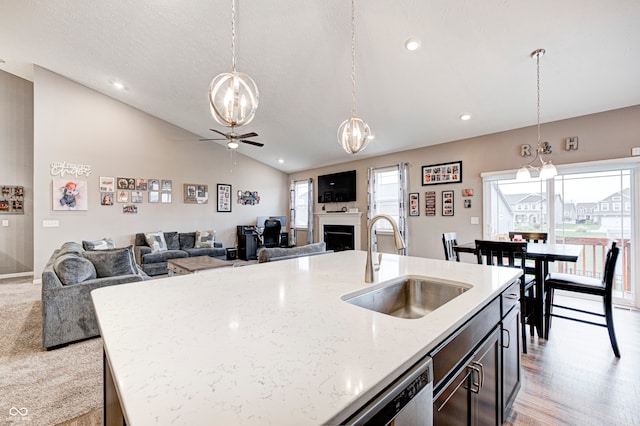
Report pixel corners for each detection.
[565,136,579,151]
[520,144,531,157]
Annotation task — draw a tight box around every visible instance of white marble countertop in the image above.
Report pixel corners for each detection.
[91,250,520,425]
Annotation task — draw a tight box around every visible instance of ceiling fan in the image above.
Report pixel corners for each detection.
[199,127,264,149]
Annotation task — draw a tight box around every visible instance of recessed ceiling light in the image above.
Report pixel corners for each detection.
[278,159,284,164]
[404,38,421,51]
[110,80,125,90]
[459,113,472,121]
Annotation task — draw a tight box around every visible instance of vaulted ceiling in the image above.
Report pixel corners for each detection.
[1,1,639,173]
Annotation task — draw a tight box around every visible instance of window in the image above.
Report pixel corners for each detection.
[600,202,609,211]
[293,180,309,228]
[613,202,621,211]
[370,166,400,231]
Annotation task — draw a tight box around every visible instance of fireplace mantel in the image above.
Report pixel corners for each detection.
[316,212,363,250]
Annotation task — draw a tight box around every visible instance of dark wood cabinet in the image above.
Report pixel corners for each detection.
[501,283,521,420]
[238,234,258,260]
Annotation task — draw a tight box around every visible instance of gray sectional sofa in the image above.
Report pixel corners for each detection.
[257,242,331,263]
[134,232,226,276]
[42,242,149,349]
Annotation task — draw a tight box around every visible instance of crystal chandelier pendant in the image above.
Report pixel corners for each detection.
[338,116,371,154]
[209,70,259,127]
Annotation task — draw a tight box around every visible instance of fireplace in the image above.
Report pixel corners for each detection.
[323,225,355,252]
[316,212,363,250]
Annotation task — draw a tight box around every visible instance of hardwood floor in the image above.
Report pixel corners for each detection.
[506,296,640,425]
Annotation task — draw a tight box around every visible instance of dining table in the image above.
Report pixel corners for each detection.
[454,241,583,338]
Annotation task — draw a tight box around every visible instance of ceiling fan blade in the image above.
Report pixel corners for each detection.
[240,139,264,147]
[209,128,230,138]
[237,132,258,139]
[199,137,227,141]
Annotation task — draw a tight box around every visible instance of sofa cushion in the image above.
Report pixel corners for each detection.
[258,242,327,263]
[164,232,180,250]
[54,253,97,285]
[145,231,168,253]
[195,230,215,248]
[183,247,226,258]
[82,238,115,251]
[83,246,138,278]
[179,232,196,249]
[142,249,188,264]
[58,241,85,256]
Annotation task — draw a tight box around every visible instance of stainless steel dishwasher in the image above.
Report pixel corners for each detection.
[345,356,433,425]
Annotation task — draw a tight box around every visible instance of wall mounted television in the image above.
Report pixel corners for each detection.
[317,170,356,203]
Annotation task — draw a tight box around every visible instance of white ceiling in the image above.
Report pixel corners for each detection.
[1,1,639,173]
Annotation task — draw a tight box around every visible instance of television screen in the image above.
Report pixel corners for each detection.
[317,170,356,203]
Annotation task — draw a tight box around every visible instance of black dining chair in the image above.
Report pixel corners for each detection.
[442,232,459,262]
[544,241,621,357]
[509,231,548,276]
[475,240,533,354]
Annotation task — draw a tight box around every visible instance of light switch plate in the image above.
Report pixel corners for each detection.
[632,147,640,156]
[43,219,59,227]
[2,219,8,227]
[471,217,479,225]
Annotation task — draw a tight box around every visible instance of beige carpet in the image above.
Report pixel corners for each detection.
[0,280,103,425]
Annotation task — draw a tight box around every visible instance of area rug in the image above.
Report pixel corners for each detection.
[0,282,102,425]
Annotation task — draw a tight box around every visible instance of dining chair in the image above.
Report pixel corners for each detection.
[544,241,621,357]
[509,231,548,276]
[442,232,459,262]
[475,240,533,354]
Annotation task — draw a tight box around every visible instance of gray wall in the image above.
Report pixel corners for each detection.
[33,67,289,276]
[0,69,34,275]
[289,105,640,260]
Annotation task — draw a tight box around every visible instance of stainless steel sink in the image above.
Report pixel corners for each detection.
[342,276,470,319]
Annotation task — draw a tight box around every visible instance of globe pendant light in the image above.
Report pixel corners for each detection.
[517,48,557,180]
[338,0,372,154]
[208,0,259,128]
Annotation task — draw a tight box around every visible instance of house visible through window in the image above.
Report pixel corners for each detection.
[293,180,309,228]
[370,166,400,231]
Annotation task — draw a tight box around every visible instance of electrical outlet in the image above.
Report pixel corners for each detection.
[471,217,479,225]
[632,147,640,156]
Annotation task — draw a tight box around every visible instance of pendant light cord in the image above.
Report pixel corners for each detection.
[536,50,541,147]
[231,0,237,72]
[351,0,356,117]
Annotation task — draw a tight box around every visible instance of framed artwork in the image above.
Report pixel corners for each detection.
[0,185,25,214]
[237,190,260,206]
[123,204,137,214]
[464,199,472,208]
[53,179,88,211]
[409,192,419,216]
[442,190,454,216]
[422,161,462,186]
[148,191,159,203]
[116,190,129,203]
[184,184,209,204]
[117,177,136,190]
[425,191,436,216]
[161,192,172,203]
[161,179,172,191]
[462,188,473,197]
[100,192,114,206]
[217,183,232,212]
[99,176,115,192]
[136,178,148,191]
[131,191,143,203]
[149,179,160,191]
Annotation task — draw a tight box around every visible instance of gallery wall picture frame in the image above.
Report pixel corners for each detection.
[161,192,172,203]
[116,190,129,203]
[425,191,436,216]
[442,190,454,216]
[100,192,114,206]
[409,192,419,216]
[131,191,143,203]
[53,179,88,211]
[1,185,25,214]
[148,191,159,203]
[184,184,209,204]
[136,178,148,191]
[99,176,115,192]
[161,179,172,191]
[422,161,462,186]
[117,177,136,190]
[149,179,160,191]
[217,183,232,212]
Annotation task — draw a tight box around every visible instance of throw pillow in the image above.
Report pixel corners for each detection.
[164,232,180,250]
[58,241,84,256]
[54,253,97,285]
[179,232,196,249]
[82,238,115,251]
[82,246,138,278]
[144,231,168,253]
[195,230,215,248]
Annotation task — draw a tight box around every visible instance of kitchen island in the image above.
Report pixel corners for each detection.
[92,250,521,425]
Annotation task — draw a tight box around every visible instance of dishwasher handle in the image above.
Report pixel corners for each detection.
[345,356,433,425]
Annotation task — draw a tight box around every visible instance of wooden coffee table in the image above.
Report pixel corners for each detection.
[167,256,234,276]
